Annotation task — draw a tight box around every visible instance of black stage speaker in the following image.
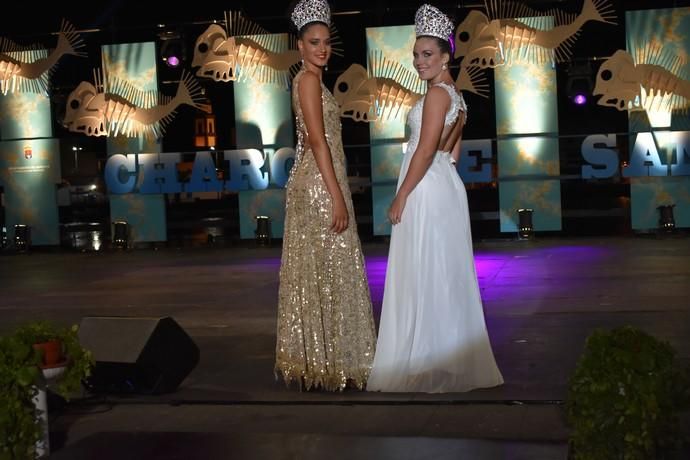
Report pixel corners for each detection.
[78,316,200,395]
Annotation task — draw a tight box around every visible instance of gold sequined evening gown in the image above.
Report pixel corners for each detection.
[275,69,377,391]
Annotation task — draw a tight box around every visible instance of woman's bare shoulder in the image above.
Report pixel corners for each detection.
[298,70,321,89]
[423,85,452,110]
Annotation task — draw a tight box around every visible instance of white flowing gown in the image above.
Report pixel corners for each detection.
[367,82,504,393]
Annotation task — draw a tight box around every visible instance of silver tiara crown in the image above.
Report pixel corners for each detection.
[291,0,331,31]
[414,4,454,42]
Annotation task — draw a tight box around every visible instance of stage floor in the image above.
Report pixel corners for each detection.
[2,235,689,459]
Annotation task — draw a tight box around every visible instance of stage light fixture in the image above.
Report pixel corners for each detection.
[566,61,593,106]
[166,55,180,68]
[517,209,534,240]
[255,216,271,247]
[159,30,185,69]
[112,221,129,249]
[14,224,31,251]
[657,204,676,232]
[573,93,587,105]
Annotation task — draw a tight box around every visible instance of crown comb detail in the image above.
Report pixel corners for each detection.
[291,0,331,31]
[414,4,454,42]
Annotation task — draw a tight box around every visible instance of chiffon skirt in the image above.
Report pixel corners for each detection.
[367,151,504,393]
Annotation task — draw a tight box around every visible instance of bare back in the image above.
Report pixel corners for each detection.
[435,82,467,153]
[405,81,468,157]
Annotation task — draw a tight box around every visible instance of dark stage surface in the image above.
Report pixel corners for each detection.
[1,235,689,458]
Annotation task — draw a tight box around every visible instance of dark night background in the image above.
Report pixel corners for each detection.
[2,0,689,245]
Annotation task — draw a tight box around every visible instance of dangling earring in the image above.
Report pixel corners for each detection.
[442,63,448,71]
[325,64,328,71]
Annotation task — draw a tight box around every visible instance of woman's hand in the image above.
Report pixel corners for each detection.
[331,196,349,233]
[388,193,407,225]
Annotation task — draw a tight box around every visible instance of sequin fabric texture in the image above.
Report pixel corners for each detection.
[275,69,377,391]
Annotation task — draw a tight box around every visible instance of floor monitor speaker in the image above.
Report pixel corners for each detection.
[78,316,199,395]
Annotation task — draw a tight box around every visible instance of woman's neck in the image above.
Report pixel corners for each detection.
[427,71,453,87]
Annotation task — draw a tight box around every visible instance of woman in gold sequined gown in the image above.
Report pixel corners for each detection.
[275,0,377,391]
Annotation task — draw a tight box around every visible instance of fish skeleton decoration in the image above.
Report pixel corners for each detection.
[334,50,424,123]
[0,19,85,95]
[192,11,343,89]
[333,50,488,122]
[63,68,211,139]
[454,0,617,69]
[594,44,690,114]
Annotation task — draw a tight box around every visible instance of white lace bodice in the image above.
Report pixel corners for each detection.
[406,81,467,155]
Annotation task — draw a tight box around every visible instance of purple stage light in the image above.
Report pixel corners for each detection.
[166,56,180,68]
[573,93,587,105]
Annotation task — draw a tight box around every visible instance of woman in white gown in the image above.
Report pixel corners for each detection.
[367,3,504,393]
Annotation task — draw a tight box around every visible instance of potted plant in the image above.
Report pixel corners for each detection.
[0,321,94,460]
[565,325,690,460]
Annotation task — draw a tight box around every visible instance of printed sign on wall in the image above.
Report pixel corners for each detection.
[0,139,60,245]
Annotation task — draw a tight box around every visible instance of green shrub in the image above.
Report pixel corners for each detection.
[566,325,690,460]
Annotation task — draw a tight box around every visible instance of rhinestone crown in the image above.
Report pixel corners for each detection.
[414,4,454,42]
[291,0,331,31]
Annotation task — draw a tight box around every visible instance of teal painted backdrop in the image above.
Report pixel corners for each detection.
[0,139,60,245]
[366,25,416,236]
[102,42,167,243]
[626,7,690,230]
[0,92,52,139]
[495,16,562,233]
[0,78,61,245]
[234,33,294,239]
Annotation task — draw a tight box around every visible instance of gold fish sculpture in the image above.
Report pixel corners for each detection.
[62,69,211,139]
[594,45,689,114]
[334,51,424,123]
[454,0,617,68]
[192,11,342,89]
[334,50,488,122]
[0,19,85,95]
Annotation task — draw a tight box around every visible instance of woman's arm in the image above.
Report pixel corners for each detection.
[298,71,348,234]
[388,86,450,225]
